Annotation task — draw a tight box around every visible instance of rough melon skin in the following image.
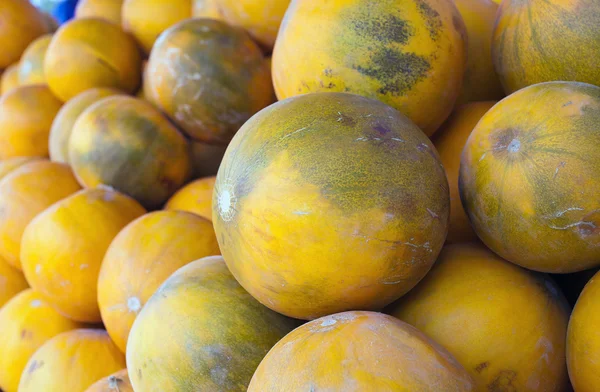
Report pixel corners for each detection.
[145,18,275,145]
[44,18,142,102]
[388,243,571,392]
[0,0,48,69]
[213,92,449,320]
[433,101,496,243]
[493,0,600,94]
[69,96,191,210]
[568,271,600,392]
[0,289,82,392]
[18,329,126,392]
[249,311,474,391]
[49,87,122,164]
[126,256,298,392]
[18,34,53,87]
[272,0,467,136]
[459,82,600,273]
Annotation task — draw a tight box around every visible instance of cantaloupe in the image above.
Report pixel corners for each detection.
[18,329,126,392]
[69,96,191,209]
[453,0,503,104]
[0,85,63,159]
[75,0,124,25]
[214,92,449,320]
[127,256,298,391]
[21,188,146,323]
[44,18,142,101]
[98,210,221,353]
[189,141,227,178]
[272,0,467,136]
[145,18,274,145]
[0,289,82,392]
[433,101,496,243]
[1,64,20,95]
[122,0,192,54]
[568,270,600,392]
[49,87,122,164]
[249,311,474,391]
[165,176,215,221]
[194,0,291,52]
[17,34,52,87]
[0,0,48,69]
[493,0,600,94]
[85,369,133,392]
[388,243,571,391]
[460,81,600,273]
[0,160,81,270]
[0,258,28,310]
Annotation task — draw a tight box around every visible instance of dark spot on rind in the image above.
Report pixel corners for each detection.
[337,112,356,127]
[138,368,143,380]
[563,101,573,107]
[416,0,442,40]
[319,80,336,89]
[27,360,44,374]
[324,68,333,77]
[488,370,517,392]
[354,48,431,96]
[373,124,391,135]
[351,15,413,45]
[475,361,490,373]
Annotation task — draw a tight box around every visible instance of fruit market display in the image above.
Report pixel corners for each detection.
[0,0,598,391]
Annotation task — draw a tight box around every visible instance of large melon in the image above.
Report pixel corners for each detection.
[213,92,449,320]
[0,0,48,69]
[18,329,126,392]
[69,96,191,209]
[49,87,122,164]
[0,258,28,310]
[194,0,291,51]
[453,0,503,104]
[17,34,52,87]
[21,188,145,323]
[98,210,221,353]
[1,64,20,95]
[122,0,192,54]
[145,18,274,145]
[493,0,600,94]
[460,82,600,273]
[165,176,216,221]
[75,0,124,25]
[388,243,571,391]
[433,101,496,243]
[568,270,600,392]
[44,18,142,101]
[0,85,63,159]
[0,160,81,270]
[127,256,298,391]
[249,311,474,391]
[85,369,133,392]
[0,289,82,392]
[272,0,467,136]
